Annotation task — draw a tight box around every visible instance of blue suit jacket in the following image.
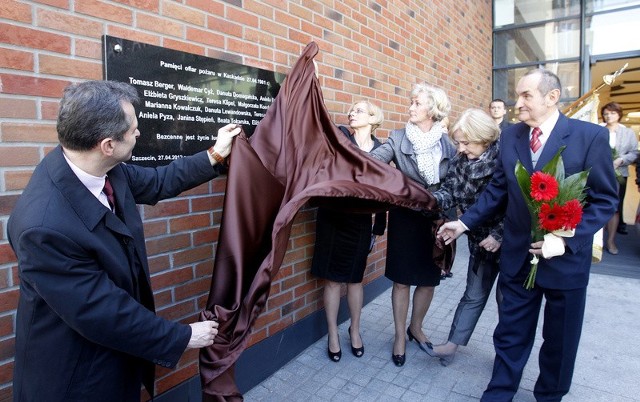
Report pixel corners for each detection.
[8,146,219,401]
[461,114,617,289]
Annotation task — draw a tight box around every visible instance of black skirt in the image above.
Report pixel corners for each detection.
[311,207,373,283]
[384,207,441,287]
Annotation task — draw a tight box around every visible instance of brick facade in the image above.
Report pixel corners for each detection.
[0,0,492,399]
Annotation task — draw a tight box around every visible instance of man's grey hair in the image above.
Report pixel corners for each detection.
[524,68,562,96]
[57,80,140,151]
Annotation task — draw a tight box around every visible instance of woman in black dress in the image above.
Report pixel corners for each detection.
[311,100,386,362]
[370,83,456,366]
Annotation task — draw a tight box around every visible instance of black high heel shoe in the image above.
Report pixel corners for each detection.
[406,327,435,356]
[392,353,405,367]
[348,326,364,358]
[327,336,341,362]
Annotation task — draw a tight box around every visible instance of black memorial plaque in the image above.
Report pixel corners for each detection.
[103,35,284,167]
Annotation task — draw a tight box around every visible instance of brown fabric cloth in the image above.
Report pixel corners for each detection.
[433,218,457,275]
[199,42,451,400]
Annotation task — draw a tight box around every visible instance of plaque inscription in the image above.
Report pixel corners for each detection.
[103,35,284,166]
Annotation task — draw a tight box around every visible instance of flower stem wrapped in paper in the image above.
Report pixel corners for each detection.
[515,146,590,289]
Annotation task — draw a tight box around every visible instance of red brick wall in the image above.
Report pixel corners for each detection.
[0,0,492,399]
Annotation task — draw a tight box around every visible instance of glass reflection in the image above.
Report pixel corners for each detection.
[494,0,580,28]
[585,0,640,13]
[585,9,640,55]
[493,62,580,107]
[494,20,580,65]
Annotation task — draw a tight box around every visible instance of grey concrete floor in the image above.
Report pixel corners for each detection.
[245,227,640,401]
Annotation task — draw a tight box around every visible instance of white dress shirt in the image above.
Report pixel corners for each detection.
[63,153,112,211]
[530,109,560,166]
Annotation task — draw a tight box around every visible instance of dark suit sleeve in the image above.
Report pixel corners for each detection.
[564,125,617,254]
[15,226,191,367]
[124,151,219,205]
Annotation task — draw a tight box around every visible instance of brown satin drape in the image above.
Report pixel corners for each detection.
[199,42,452,401]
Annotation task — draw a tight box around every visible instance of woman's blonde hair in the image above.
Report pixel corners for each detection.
[410,83,451,122]
[450,108,500,146]
[349,100,384,131]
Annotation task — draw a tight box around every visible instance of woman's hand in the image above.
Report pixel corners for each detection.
[479,235,500,253]
[613,157,623,169]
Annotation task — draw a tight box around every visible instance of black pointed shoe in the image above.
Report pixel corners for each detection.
[407,327,435,356]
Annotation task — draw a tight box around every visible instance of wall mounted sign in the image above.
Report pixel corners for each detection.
[103,35,284,166]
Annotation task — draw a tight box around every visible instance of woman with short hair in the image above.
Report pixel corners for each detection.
[370,83,456,366]
[312,100,386,362]
[430,108,504,365]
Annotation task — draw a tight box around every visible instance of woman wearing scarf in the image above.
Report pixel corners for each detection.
[311,100,387,362]
[430,108,504,366]
[370,83,456,366]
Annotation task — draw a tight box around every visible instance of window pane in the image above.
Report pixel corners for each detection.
[493,62,580,108]
[586,9,640,55]
[494,0,580,28]
[494,20,580,66]
[585,0,640,13]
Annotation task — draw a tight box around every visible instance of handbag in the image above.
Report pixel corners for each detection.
[433,218,456,275]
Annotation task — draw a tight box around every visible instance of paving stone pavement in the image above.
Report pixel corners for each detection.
[245,235,640,401]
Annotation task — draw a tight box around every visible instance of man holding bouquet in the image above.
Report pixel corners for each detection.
[438,69,617,401]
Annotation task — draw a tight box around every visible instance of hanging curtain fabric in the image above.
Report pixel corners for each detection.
[199,42,450,401]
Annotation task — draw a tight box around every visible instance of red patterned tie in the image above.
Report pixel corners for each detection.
[103,176,115,211]
[530,127,542,153]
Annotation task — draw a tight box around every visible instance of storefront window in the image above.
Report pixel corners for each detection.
[585,0,640,13]
[493,62,580,107]
[494,20,580,66]
[492,0,640,115]
[494,0,580,28]
[585,8,640,55]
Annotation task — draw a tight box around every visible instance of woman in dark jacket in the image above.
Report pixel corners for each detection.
[370,83,456,366]
[431,108,504,365]
[311,100,386,362]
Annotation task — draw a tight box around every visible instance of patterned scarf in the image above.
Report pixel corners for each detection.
[405,121,445,185]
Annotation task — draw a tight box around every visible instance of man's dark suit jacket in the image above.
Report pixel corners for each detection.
[462,114,617,289]
[8,146,219,401]
[499,119,513,132]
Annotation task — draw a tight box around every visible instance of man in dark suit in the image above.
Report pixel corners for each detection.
[490,98,513,132]
[8,80,240,401]
[439,69,617,401]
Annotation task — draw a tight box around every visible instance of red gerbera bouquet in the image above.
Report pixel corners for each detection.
[515,146,590,289]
